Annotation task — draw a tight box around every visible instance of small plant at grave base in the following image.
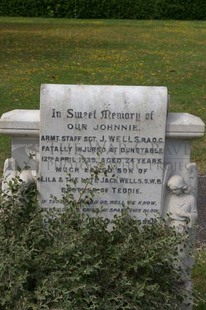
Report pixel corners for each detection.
[0,172,193,310]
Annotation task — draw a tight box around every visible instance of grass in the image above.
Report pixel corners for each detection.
[193,246,206,309]
[0,17,206,173]
[0,17,206,307]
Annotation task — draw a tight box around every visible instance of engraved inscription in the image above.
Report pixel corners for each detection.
[39,85,168,222]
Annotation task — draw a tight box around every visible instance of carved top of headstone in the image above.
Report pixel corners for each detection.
[166,113,205,138]
[0,109,39,136]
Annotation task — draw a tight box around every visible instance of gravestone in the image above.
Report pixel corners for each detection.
[39,84,168,222]
[0,84,205,310]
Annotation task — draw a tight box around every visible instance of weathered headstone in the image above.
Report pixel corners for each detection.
[39,84,168,222]
[0,84,205,310]
[0,88,205,227]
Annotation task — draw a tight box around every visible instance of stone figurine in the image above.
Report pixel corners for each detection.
[2,158,36,195]
[166,175,198,233]
[166,175,198,310]
[1,158,18,194]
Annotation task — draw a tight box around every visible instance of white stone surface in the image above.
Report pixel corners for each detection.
[1,110,205,139]
[166,113,205,138]
[0,90,205,223]
[38,84,168,221]
[0,109,39,137]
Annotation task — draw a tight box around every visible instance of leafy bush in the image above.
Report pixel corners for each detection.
[0,0,206,19]
[0,177,190,309]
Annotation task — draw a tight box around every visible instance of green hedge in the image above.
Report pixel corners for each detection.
[0,178,190,309]
[0,0,206,19]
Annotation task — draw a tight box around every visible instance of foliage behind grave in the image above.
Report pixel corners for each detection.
[0,0,206,20]
[0,177,190,309]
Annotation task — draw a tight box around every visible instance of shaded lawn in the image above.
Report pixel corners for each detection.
[0,17,206,172]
